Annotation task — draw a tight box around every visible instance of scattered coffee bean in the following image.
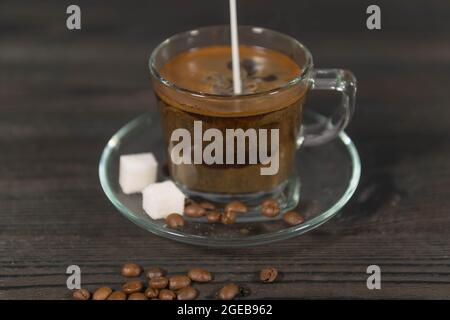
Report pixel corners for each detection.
[122,280,143,294]
[146,266,166,279]
[144,287,159,299]
[184,204,206,218]
[107,291,127,300]
[159,289,176,300]
[92,287,113,300]
[260,267,278,283]
[261,199,280,217]
[217,283,240,300]
[206,211,221,222]
[166,213,185,229]
[240,228,250,235]
[128,292,147,300]
[121,262,142,277]
[199,201,216,211]
[221,210,237,224]
[72,288,91,300]
[177,286,198,300]
[225,201,247,214]
[169,275,191,290]
[188,268,212,283]
[283,211,305,225]
[149,276,169,289]
[70,262,266,301]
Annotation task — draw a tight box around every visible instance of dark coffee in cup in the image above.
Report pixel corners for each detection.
[153,45,308,195]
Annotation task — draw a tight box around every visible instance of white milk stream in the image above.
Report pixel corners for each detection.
[229,0,242,94]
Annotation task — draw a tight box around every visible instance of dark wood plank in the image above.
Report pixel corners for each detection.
[1,0,450,299]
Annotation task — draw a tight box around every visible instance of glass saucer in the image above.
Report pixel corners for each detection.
[99,111,361,247]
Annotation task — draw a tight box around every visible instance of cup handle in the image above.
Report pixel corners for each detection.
[297,68,357,147]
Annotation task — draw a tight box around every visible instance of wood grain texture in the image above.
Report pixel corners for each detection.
[1,0,450,299]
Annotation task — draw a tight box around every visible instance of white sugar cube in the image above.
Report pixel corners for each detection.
[142,180,185,220]
[119,152,158,194]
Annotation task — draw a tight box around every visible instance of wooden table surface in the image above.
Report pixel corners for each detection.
[1,0,450,299]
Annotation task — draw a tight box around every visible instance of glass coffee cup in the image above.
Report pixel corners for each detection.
[149,26,356,205]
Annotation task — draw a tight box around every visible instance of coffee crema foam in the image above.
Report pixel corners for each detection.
[159,45,302,95]
[155,45,308,118]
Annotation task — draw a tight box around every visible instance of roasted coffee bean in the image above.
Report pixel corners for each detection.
[146,266,166,279]
[217,283,240,300]
[159,289,176,300]
[128,292,147,300]
[188,268,212,282]
[177,286,198,300]
[149,276,169,289]
[261,199,280,217]
[225,201,247,214]
[221,210,237,224]
[166,213,185,229]
[169,275,191,290]
[121,262,142,277]
[72,288,91,300]
[206,211,221,222]
[260,267,278,283]
[199,201,216,210]
[240,228,250,235]
[92,287,112,300]
[283,211,305,225]
[122,280,144,294]
[144,287,159,299]
[184,204,206,218]
[107,291,127,300]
